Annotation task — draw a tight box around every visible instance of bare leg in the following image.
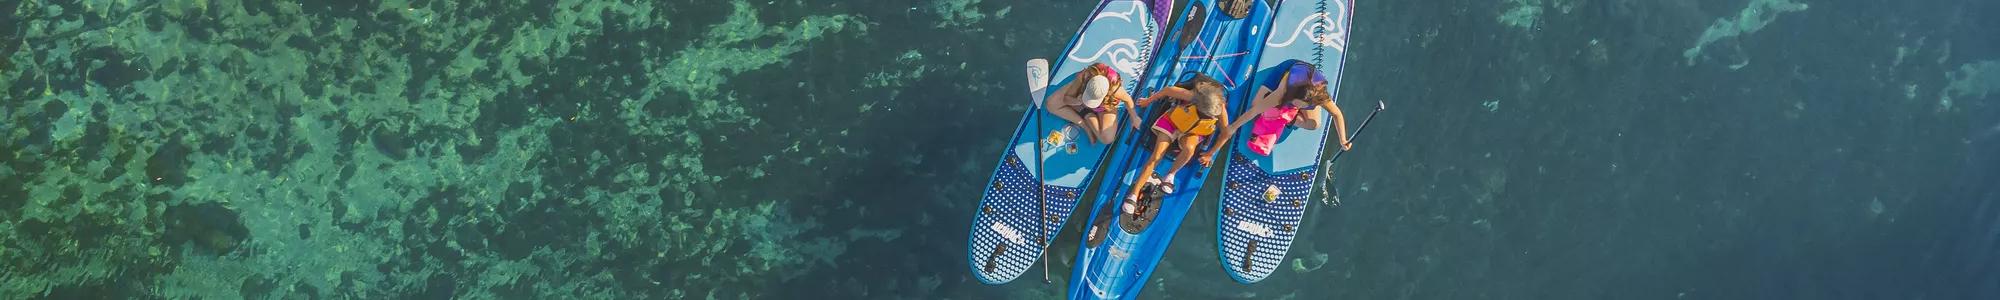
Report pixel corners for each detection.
[1094,112,1121,144]
[1127,130,1175,202]
[1048,105,1087,128]
[1080,114,1104,144]
[1161,136,1202,180]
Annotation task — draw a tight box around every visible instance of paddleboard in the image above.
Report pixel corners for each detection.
[1214,0,1354,284]
[968,0,1171,285]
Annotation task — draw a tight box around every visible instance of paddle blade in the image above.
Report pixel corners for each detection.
[1026,58,1051,107]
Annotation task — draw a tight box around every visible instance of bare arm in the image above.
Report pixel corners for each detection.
[1230,84,1284,133]
[1046,84,1087,125]
[1120,88,1144,129]
[1046,81,1078,108]
[1208,122,1235,158]
[1140,86,1195,107]
[1111,87,1134,106]
[1199,112,1232,160]
[1330,105,1349,150]
[1294,104,1325,130]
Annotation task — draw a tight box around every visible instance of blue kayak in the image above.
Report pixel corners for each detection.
[968,0,1173,285]
[1067,0,1273,298]
[1216,0,1355,284]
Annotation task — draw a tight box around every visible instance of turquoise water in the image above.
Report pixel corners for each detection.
[2,0,1996,299]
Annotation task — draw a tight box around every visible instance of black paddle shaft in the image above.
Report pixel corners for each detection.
[1324,101,1385,164]
[1313,101,1385,205]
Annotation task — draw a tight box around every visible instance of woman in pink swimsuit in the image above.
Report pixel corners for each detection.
[1215,60,1347,157]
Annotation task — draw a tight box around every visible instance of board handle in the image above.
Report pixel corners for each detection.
[1240,239,1260,272]
[983,243,1009,274]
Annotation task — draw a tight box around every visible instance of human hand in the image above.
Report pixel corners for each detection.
[1198,154,1213,167]
[1340,141,1353,151]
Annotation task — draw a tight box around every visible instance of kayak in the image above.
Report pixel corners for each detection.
[1067,0,1273,298]
[1215,0,1354,284]
[968,0,1174,285]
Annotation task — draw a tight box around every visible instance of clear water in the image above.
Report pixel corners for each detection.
[2,0,1996,299]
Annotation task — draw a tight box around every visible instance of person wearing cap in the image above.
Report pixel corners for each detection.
[1046,63,1134,145]
[1120,73,1232,212]
[1220,59,1346,157]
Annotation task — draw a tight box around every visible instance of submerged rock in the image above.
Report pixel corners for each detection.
[164,203,249,254]
[145,138,190,186]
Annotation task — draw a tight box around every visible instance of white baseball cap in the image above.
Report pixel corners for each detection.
[1081,75,1110,109]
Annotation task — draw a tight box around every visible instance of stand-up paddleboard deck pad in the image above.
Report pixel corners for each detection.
[1216,0,1354,284]
[968,0,1168,285]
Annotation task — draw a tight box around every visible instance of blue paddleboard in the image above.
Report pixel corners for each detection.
[1068,0,1273,298]
[1215,0,1354,284]
[968,0,1170,285]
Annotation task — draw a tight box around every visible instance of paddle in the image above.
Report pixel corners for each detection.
[1023,58,1055,284]
[1314,100,1385,206]
[1027,59,1052,107]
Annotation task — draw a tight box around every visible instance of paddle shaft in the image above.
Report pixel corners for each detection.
[1026,59,1054,284]
[1037,108,1052,283]
[1324,104,1383,164]
[1314,102,1384,204]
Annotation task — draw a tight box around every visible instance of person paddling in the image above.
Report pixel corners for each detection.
[1216,60,1347,157]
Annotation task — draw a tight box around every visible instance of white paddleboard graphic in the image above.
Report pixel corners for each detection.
[1266,11,1346,51]
[1068,2,1151,75]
